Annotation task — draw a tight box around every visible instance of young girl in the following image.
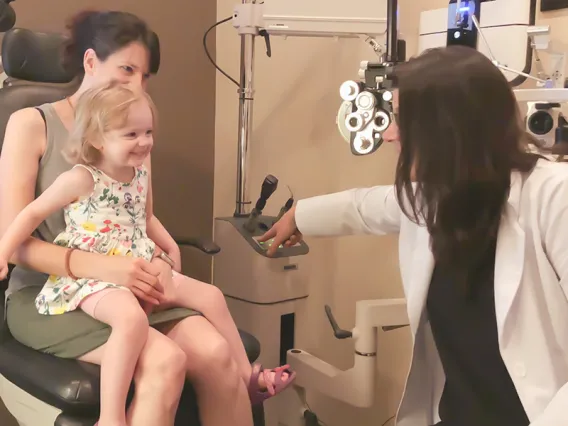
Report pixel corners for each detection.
[0,82,295,426]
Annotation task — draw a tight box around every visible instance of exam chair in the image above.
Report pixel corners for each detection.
[0,28,265,426]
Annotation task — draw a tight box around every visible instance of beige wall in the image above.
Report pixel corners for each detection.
[212,0,568,425]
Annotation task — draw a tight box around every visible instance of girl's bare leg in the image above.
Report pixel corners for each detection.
[79,326,186,426]
[80,289,150,426]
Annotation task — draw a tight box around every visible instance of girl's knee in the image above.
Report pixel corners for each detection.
[110,295,149,334]
[84,288,148,333]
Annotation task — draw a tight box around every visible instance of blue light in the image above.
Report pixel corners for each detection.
[459,6,470,12]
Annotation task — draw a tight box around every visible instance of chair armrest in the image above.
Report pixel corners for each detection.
[175,237,221,255]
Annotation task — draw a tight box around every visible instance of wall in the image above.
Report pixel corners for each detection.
[0,1,216,425]
[213,0,568,425]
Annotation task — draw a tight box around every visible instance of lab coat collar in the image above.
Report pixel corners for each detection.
[506,170,523,217]
[495,170,525,341]
[406,171,525,339]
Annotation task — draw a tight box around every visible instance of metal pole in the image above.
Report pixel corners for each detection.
[235,32,256,216]
[386,0,398,63]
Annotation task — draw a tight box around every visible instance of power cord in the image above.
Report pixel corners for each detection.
[305,400,327,426]
[381,415,395,426]
[203,16,240,88]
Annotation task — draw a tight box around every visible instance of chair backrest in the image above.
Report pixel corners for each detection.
[0,28,79,154]
[0,27,161,298]
[0,28,78,299]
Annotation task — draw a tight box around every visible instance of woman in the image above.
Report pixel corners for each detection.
[261,46,568,426]
[0,10,254,426]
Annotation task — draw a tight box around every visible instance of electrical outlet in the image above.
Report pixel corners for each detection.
[541,0,568,12]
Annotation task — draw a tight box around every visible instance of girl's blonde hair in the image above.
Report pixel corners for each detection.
[64,81,158,165]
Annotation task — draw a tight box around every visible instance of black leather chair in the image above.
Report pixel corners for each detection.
[0,28,264,426]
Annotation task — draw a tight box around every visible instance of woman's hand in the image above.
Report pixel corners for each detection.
[257,206,303,257]
[151,256,178,306]
[97,255,165,306]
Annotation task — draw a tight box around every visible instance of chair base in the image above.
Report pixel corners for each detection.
[1,373,69,426]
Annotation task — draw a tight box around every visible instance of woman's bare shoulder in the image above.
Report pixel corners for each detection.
[3,107,47,155]
[8,107,45,130]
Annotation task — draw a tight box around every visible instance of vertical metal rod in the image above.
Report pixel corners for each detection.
[386,0,398,63]
[235,32,256,216]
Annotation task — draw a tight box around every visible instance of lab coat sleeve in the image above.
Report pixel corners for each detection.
[529,174,568,426]
[294,185,402,237]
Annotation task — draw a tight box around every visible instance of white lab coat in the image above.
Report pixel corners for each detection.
[294,159,568,426]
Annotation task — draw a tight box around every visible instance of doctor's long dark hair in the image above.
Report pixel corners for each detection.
[393,46,540,281]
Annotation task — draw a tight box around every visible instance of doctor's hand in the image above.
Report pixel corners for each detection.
[258,206,303,257]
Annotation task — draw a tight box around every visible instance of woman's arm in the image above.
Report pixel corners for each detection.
[0,109,164,304]
[0,167,93,262]
[0,108,75,274]
[143,155,181,270]
[294,186,402,237]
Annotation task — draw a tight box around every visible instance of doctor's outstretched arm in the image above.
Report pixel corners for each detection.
[259,185,402,257]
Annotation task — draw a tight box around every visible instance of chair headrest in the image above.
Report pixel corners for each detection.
[1,27,161,83]
[2,28,74,83]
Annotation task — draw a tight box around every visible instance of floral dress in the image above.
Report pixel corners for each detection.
[35,164,156,315]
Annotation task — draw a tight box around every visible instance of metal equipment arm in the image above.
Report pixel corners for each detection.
[285,298,408,409]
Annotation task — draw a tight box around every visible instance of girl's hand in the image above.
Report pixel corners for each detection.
[257,206,303,257]
[0,259,9,280]
[99,255,165,306]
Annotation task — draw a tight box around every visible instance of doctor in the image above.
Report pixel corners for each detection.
[260,46,568,426]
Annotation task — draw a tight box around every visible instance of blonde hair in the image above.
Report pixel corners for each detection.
[64,81,158,165]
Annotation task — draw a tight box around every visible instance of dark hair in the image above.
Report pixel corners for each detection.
[62,10,157,77]
[393,46,541,287]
